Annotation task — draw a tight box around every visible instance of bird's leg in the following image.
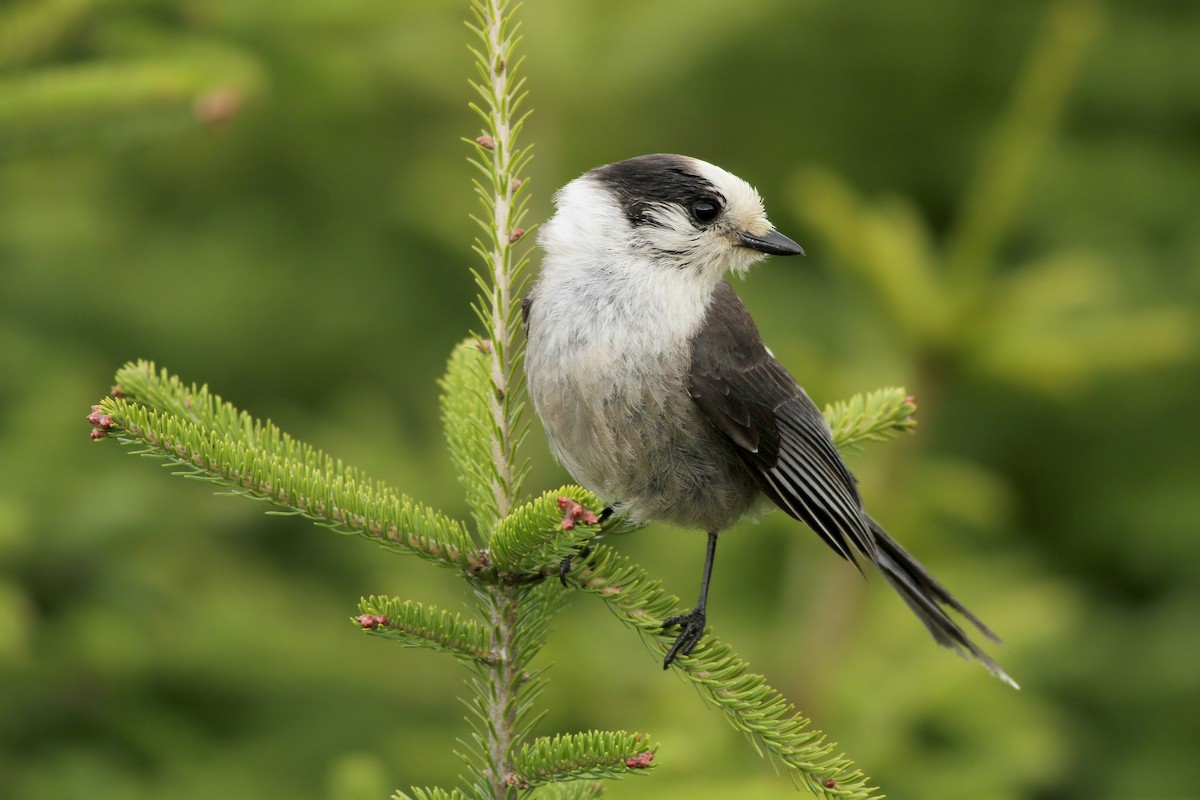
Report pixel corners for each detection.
[558,506,614,586]
[662,531,719,668]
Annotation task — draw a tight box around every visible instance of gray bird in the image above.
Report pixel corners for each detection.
[523,154,1014,687]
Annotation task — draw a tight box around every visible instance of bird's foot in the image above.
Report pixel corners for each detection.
[557,544,593,587]
[661,607,706,668]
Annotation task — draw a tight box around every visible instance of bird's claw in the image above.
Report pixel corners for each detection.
[557,553,574,587]
[661,608,706,668]
[558,544,593,587]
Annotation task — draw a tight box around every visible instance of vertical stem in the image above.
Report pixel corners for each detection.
[471,1,530,797]
[483,584,521,799]
[484,0,518,520]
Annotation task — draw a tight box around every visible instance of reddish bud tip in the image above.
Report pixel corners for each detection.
[475,339,494,354]
[823,778,838,789]
[511,178,523,191]
[110,386,124,398]
[560,497,601,529]
[625,752,654,769]
[356,614,389,629]
[87,408,115,429]
[508,228,525,243]
[475,134,495,150]
[90,428,108,440]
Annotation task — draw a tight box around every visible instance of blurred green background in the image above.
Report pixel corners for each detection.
[3,0,1199,798]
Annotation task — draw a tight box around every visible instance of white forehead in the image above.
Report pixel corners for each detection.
[684,157,766,219]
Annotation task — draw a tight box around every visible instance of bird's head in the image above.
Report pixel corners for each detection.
[538,154,803,288]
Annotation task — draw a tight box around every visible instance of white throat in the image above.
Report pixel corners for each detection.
[535,179,722,352]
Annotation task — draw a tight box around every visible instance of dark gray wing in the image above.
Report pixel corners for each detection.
[688,282,1016,686]
[687,281,876,564]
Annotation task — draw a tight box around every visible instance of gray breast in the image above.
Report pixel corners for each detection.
[526,301,759,532]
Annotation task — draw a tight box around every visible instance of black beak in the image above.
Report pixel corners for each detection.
[737,228,805,256]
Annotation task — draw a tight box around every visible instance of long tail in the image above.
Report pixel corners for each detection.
[867,516,1018,689]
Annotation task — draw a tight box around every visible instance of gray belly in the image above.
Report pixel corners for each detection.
[528,344,759,532]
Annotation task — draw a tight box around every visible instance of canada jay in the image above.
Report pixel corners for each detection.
[523,154,1014,687]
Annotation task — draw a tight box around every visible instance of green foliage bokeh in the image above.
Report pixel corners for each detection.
[2,1,1199,798]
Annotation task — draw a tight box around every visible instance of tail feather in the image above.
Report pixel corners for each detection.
[866,517,1018,690]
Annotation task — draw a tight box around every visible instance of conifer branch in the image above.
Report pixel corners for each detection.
[822,386,917,452]
[508,731,657,788]
[93,360,482,572]
[0,47,263,152]
[535,784,605,800]
[570,546,880,800]
[441,338,506,536]
[463,587,528,800]
[394,788,468,800]
[356,597,497,665]
[460,2,542,798]
[489,487,602,575]
[464,0,533,524]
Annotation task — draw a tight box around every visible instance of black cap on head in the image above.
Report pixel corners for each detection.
[591,154,723,228]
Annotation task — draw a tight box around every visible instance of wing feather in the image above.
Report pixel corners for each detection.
[688,281,873,562]
[687,281,1014,687]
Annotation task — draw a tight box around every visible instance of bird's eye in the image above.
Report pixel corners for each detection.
[690,198,721,224]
